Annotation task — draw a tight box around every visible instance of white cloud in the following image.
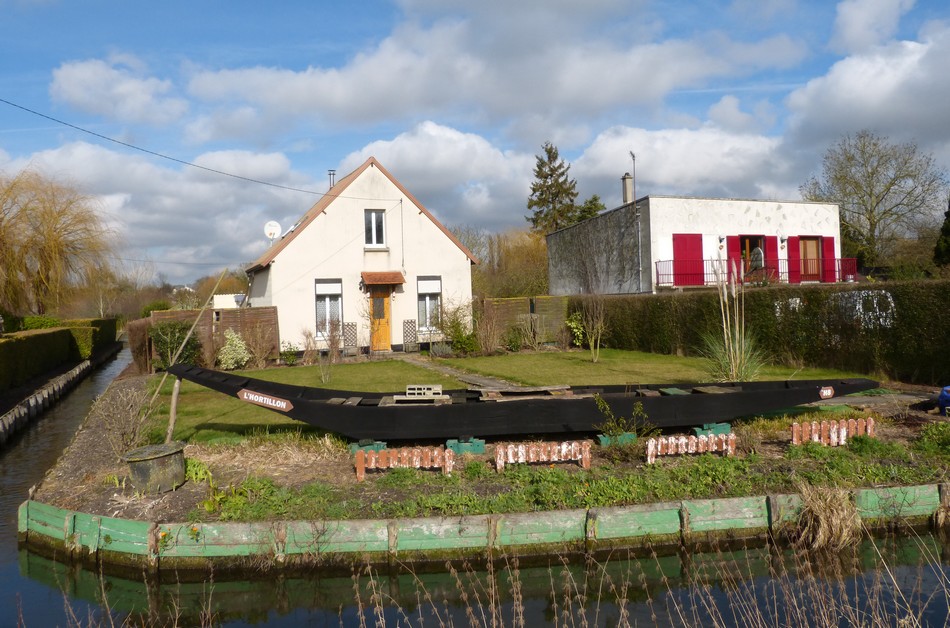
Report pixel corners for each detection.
[11,141,317,283]
[708,96,762,133]
[341,121,534,229]
[576,126,790,205]
[787,22,950,150]
[183,11,810,147]
[831,0,916,54]
[50,54,188,125]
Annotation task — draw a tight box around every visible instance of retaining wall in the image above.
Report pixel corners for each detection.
[18,483,949,574]
[0,343,122,449]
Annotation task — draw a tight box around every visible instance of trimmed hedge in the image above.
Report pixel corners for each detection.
[571,280,950,385]
[0,317,118,391]
[0,329,73,390]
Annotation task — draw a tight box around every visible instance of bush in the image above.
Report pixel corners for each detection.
[280,341,299,366]
[149,320,202,369]
[141,300,171,319]
[216,328,251,371]
[437,302,478,356]
[587,279,950,386]
[22,315,61,329]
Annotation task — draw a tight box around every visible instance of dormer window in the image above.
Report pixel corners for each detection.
[365,209,385,247]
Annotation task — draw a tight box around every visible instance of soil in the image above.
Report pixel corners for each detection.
[28,366,945,525]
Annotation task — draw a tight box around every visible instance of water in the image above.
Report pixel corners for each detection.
[0,349,131,626]
[3,351,950,626]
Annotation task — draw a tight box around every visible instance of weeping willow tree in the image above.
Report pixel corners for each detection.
[0,169,114,315]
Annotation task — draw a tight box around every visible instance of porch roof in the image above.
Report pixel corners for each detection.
[361,271,406,285]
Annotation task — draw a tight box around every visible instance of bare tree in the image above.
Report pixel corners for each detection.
[801,130,948,266]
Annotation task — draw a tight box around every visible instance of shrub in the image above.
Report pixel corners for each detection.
[438,302,478,356]
[280,341,299,366]
[22,315,61,329]
[149,320,202,369]
[216,328,251,371]
[140,300,171,319]
[503,326,523,352]
[92,381,158,459]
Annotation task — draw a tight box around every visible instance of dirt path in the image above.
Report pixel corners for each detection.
[394,353,519,389]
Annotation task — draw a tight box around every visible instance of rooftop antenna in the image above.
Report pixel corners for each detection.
[264,220,281,246]
[630,151,642,293]
[629,151,636,204]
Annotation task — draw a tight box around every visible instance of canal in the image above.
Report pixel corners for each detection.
[4,350,950,626]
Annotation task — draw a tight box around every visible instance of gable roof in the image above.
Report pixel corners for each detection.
[246,156,477,273]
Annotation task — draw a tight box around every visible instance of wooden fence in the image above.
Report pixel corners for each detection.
[128,306,279,373]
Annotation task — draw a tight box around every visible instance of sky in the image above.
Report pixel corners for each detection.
[1,0,949,284]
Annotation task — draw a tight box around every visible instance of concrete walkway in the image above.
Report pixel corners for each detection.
[393,353,517,389]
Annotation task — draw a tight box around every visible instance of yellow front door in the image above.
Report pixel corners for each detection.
[800,237,821,281]
[369,286,391,352]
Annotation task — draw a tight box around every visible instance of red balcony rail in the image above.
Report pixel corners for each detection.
[655,258,858,288]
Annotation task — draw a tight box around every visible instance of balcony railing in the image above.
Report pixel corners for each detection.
[655,258,858,288]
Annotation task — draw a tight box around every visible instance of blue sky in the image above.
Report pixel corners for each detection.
[1,0,949,283]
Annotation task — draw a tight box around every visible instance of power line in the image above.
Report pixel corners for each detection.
[0,96,324,196]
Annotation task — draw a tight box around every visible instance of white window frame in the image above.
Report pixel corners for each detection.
[364,209,386,248]
[315,279,343,337]
[417,276,442,331]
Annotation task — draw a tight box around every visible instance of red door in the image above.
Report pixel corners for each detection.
[672,234,704,286]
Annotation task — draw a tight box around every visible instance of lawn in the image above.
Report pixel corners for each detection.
[439,348,865,387]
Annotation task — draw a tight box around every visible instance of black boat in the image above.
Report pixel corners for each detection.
[167,364,879,442]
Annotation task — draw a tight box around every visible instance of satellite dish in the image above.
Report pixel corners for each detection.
[264,220,282,241]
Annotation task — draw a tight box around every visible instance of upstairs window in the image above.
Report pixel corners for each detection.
[365,209,385,247]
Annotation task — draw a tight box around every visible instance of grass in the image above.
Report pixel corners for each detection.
[184,409,950,523]
[438,348,865,387]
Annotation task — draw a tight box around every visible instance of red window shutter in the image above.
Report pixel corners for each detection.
[726,236,740,282]
[764,236,779,281]
[821,236,836,282]
[672,234,704,286]
[787,236,801,284]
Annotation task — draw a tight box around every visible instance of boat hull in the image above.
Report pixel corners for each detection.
[167,365,878,442]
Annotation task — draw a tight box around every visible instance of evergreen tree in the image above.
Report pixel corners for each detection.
[934,194,950,267]
[575,194,605,223]
[526,142,578,234]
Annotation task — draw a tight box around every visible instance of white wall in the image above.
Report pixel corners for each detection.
[252,164,472,348]
[646,196,841,269]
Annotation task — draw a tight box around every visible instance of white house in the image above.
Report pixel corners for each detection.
[548,174,854,295]
[245,157,477,352]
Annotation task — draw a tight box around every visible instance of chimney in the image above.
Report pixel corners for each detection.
[328,169,336,188]
[621,173,633,205]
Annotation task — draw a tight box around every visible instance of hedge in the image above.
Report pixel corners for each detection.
[569,280,950,385]
[0,329,73,390]
[0,317,118,391]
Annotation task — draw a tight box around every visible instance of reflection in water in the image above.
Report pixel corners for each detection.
[16,533,950,626]
[0,348,131,627]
